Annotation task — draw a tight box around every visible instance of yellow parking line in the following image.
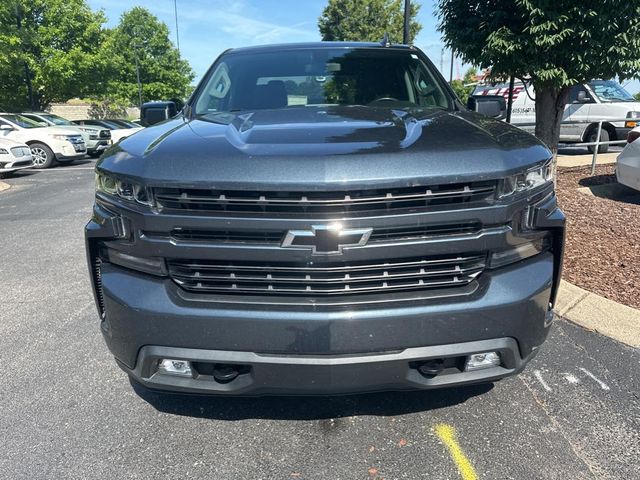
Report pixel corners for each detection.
[434,423,478,480]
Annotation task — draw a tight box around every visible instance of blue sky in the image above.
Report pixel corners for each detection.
[87,0,455,82]
[88,0,639,93]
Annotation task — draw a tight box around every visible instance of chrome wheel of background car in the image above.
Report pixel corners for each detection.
[29,142,55,169]
[31,148,47,166]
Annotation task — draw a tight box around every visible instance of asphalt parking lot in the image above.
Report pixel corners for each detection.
[1,162,639,480]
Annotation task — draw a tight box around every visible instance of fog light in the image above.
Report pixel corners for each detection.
[157,359,193,377]
[465,352,501,371]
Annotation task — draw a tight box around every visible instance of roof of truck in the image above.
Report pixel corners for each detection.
[228,41,414,55]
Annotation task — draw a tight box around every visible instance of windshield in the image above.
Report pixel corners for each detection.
[1,114,43,129]
[40,114,73,126]
[588,80,635,102]
[194,47,452,115]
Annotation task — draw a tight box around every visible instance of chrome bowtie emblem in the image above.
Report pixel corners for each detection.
[282,223,372,255]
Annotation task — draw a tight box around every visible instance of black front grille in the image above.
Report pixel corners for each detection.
[157,222,482,245]
[167,254,486,296]
[99,130,111,139]
[153,182,496,216]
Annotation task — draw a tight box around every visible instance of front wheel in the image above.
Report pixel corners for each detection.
[29,143,55,169]
[587,128,609,154]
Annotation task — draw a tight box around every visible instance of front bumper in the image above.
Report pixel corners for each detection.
[98,251,554,395]
[616,140,640,191]
[615,126,633,141]
[87,140,111,154]
[0,156,32,173]
[55,142,87,159]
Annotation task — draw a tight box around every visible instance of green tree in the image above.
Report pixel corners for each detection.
[0,0,107,111]
[449,67,478,104]
[319,0,421,44]
[95,7,194,107]
[635,92,640,102]
[437,1,640,155]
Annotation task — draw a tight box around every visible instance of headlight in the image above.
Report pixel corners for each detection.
[49,134,73,141]
[95,172,153,206]
[0,148,8,155]
[497,160,553,198]
[625,112,640,128]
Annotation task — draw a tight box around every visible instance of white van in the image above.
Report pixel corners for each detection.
[472,80,639,152]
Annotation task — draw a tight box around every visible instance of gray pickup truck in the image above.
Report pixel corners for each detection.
[86,41,565,396]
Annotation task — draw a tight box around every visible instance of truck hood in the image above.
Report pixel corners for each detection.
[55,125,90,141]
[41,126,83,137]
[97,106,552,189]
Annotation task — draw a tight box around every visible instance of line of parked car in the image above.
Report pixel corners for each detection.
[0,112,143,175]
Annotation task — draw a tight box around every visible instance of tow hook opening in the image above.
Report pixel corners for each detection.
[192,362,251,383]
[412,352,502,378]
[155,359,251,384]
[411,356,465,378]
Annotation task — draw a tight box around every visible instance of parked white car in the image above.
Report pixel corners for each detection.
[616,127,640,191]
[21,112,112,158]
[0,137,33,176]
[0,114,86,169]
[473,79,640,153]
[72,119,143,143]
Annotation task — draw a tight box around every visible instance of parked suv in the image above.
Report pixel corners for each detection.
[21,112,111,158]
[0,113,86,168]
[86,42,565,395]
[0,137,32,176]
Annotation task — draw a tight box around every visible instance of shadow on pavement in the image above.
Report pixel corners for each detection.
[131,379,493,420]
[577,176,640,205]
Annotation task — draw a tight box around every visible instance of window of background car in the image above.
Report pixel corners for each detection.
[194,48,452,115]
[0,114,43,129]
[588,80,635,102]
[40,114,74,126]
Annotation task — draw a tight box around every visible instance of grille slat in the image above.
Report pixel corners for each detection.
[153,182,496,216]
[168,255,485,296]
[154,222,482,245]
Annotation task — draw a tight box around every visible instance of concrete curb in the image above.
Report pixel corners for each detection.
[0,181,10,192]
[555,280,640,348]
[556,152,617,168]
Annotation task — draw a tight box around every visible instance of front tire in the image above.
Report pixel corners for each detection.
[29,143,55,169]
[587,128,609,154]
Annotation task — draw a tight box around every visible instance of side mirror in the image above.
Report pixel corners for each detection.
[576,90,591,103]
[467,95,506,119]
[0,124,14,131]
[140,101,179,127]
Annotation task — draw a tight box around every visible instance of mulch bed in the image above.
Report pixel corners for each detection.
[556,164,640,309]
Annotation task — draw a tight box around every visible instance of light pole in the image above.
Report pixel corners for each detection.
[449,49,455,82]
[174,0,181,54]
[403,0,410,44]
